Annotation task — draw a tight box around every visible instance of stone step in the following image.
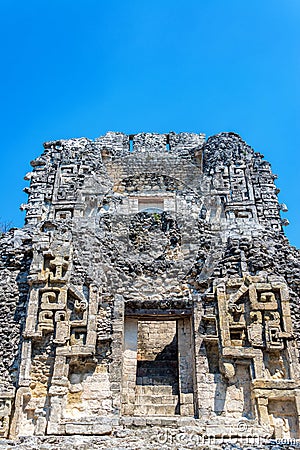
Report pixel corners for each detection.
[136,375,177,385]
[133,404,178,416]
[135,394,179,405]
[135,385,174,395]
[137,360,178,368]
[136,367,178,377]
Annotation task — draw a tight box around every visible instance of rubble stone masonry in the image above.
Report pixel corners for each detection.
[0,131,300,449]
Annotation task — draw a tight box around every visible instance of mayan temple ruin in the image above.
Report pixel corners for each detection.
[0,131,300,449]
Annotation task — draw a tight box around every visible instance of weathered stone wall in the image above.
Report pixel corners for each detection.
[0,131,300,448]
[134,320,179,416]
[0,229,32,437]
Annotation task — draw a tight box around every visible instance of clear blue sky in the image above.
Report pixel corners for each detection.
[0,0,299,246]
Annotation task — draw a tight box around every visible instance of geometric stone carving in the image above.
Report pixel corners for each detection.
[215,274,300,437]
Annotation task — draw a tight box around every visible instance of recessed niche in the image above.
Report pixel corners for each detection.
[138,198,164,213]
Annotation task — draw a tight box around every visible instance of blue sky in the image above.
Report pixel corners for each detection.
[0,0,299,246]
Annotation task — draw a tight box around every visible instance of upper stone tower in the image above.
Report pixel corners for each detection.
[0,131,300,446]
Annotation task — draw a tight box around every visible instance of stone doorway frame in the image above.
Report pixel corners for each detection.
[121,302,195,417]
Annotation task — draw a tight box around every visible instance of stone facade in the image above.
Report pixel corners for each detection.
[1,131,300,448]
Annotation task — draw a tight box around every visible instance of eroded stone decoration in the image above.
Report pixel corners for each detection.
[0,131,300,448]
